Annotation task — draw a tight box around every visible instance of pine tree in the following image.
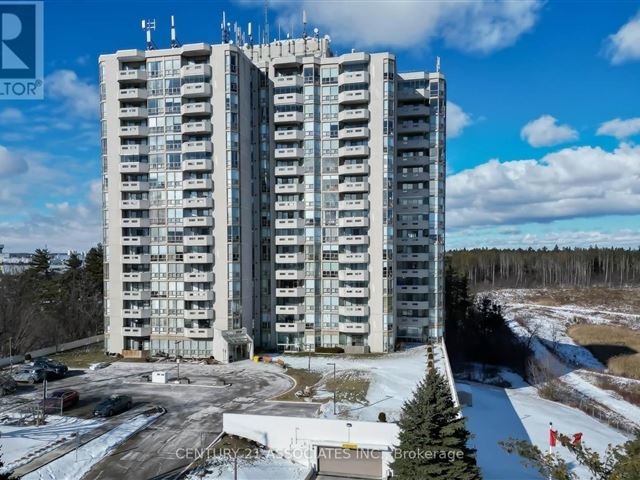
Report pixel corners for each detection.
[391,368,481,480]
[28,248,52,276]
[64,251,82,270]
[83,244,103,294]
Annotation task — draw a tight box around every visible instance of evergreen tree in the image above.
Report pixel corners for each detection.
[28,248,52,276]
[64,251,82,270]
[391,368,481,480]
[84,244,103,294]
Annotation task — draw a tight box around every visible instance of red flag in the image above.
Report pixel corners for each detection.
[549,427,557,447]
[572,432,583,445]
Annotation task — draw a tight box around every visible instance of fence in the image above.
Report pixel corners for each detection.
[0,334,104,368]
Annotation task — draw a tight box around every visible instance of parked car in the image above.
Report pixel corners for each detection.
[32,359,68,379]
[39,389,79,413]
[0,374,17,396]
[93,394,132,417]
[12,367,46,384]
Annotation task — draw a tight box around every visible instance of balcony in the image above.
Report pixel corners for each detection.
[338,127,369,140]
[183,178,213,190]
[397,104,430,117]
[182,120,212,135]
[184,290,214,301]
[122,254,150,264]
[184,253,213,264]
[275,235,305,246]
[398,88,427,101]
[122,308,151,319]
[338,90,369,104]
[338,235,369,246]
[397,121,429,134]
[120,144,149,156]
[181,83,212,98]
[274,129,304,142]
[274,183,304,194]
[397,300,430,310]
[120,125,148,137]
[182,197,213,209]
[118,88,147,101]
[275,252,305,263]
[338,252,369,263]
[184,327,214,338]
[397,171,429,182]
[120,199,149,210]
[274,93,303,105]
[338,163,369,175]
[274,111,304,124]
[181,102,212,116]
[183,235,213,246]
[338,71,369,85]
[122,272,151,282]
[182,140,213,154]
[338,181,369,193]
[184,271,214,283]
[275,270,305,280]
[181,63,212,77]
[275,165,303,176]
[122,236,150,246]
[276,305,305,315]
[276,287,305,297]
[119,107,147,119]
[397,138,429,150]
[397,269,429,277]
[183,309,214,320]
[183,216,213,227]
[121,181,149,192]
[118,70,147,83]
[397,253,430,262]
[339,145,369,158]
[397,155,429,167]
[338,270,369,282]
[338,217,369,228]
[122,326,151,337]
[396,285,429,294]
[338,199,369,210]
[339,305,369,316]
[182,159,212,172]
[274,147,303,159]
[275,200,303,211]
[275,322,305,333]
[339,287,369,298]
[273,75,303,88]
[338,109,369,122]
[119,162,149,174]
[122,290,151,301]
[338,322,369,334]
[275,218,304,229]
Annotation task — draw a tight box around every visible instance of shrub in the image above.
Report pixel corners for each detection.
[316,346,344,354]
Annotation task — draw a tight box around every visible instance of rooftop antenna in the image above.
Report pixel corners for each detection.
[221,11,228,43]
[263,0,269,44]
[302,9,308,39]
[170,15,179,48]
[436,56,441,73]
[248,22,253,48]
[314,27,319,40]
[141,19,156,50]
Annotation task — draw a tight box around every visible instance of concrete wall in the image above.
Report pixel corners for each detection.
[223,413,399,478]
[0,335,104,368]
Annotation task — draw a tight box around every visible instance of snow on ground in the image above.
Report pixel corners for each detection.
[22,411,163,480]
[0,415,102,474]
[278,345,438,422]
[461,377,630,480]
[184,452,310,480]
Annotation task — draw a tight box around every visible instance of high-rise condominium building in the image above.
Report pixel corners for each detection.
[100,28,445,362]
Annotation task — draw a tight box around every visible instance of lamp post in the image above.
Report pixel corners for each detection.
[175,340,182,382]
[327,362,336,415]
[346,422,352,443]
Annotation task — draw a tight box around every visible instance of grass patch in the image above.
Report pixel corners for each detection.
[568,324,640,379]
[49,343,114,368]
[593,375,640,406]
[323,370,370,406]
[273,367,323,401]
[520,287,640,313]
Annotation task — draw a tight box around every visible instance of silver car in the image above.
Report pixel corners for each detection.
[12,367,46,384]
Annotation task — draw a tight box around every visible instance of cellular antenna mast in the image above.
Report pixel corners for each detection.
[302,9,307,39]
[141,19,156,50]
[263,0,269,44]
[221,11,229,43]
[436,56,441,73]
[170,15,179,48]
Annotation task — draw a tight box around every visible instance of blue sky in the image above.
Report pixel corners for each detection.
[1,0,640,252]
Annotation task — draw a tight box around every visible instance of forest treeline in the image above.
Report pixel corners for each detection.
[447,247,640,290]
[0,246,104,356]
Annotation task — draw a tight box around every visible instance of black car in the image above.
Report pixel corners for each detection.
[32,359,68,379]
[93,394,132,417]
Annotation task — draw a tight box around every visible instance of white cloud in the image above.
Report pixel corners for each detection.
[520,115,578,147]
[447,143,640,229]
[0,108,25,124]
[46,69,99,118]
[596,117,640,140]
[275,0,543,54]
[0,145,28,176]
[603,11,640,65]
[447,101,472,138]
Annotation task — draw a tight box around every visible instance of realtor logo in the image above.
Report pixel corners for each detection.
[0,1,43,99]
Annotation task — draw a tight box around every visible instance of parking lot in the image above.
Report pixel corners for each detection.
[1,359,320,479]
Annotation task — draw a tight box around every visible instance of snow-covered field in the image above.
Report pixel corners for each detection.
[0,415,102,474]
[184,451,310,480]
